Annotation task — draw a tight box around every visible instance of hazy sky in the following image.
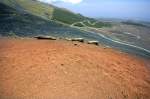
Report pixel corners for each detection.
[38,0,150,21]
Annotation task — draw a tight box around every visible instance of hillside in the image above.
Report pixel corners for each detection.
[0,1,95,37]
[0,0,85,23]
[0,2,63,37]
[1,0,110,26]
[0,0,111,37]
[0,0,54,20]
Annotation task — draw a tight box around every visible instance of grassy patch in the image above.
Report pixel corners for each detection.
[52,8,85,24]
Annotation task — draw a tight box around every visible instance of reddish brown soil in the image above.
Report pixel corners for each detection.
[0,38,150,99]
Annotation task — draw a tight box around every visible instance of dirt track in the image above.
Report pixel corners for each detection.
[0,38,150,99]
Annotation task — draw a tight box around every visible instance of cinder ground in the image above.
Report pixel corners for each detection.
[0,38,150,99]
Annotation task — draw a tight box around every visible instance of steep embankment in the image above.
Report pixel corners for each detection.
[0,38,150,99]
[0,1,89,37]
[0,0,111,37]
[0,2,64,36]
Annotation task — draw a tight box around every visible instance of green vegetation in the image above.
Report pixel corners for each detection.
[0,0,112,37]
[74,23,84,27]
[0,0,112,28]
[0,2,95,37]
[82,21,112,28]
[0,0,54,20]
[0,2,65,36]
[52,8,85,24]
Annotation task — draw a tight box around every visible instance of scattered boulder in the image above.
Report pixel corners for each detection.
[34,35,57,40]
[70,38,84,42]
[87,41,99,46]
[65,38,72,41]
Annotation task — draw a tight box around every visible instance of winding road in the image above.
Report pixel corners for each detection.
[69,22,150,59]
